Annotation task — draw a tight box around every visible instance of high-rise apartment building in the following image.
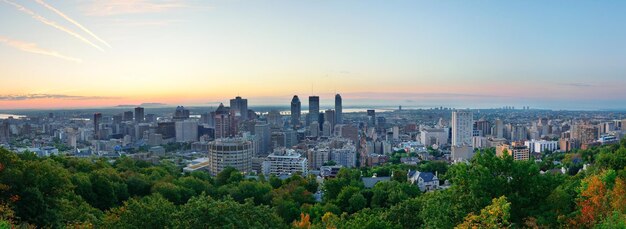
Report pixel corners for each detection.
[207,138,254,176]
[452,110,473,146]
[214,103,235,138]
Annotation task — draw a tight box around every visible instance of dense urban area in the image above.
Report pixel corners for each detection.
[1,95,626,228]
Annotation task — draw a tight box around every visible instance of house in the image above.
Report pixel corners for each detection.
[407,170,439,191]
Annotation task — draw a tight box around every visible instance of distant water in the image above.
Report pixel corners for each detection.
[0,114,25,119]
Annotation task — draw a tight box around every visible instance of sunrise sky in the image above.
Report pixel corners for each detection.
[1,0,625,110]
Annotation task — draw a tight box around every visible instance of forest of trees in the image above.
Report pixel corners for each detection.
[1,139,626,228]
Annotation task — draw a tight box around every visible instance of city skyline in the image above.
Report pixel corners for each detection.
[1,1,626,110]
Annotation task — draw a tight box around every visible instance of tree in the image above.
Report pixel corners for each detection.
[102,194,176,228]
[339,208,401,229]
[385,198,423,229]
[293,213,312,229]
[456,196,511,229]
[175,195,286,228]
[348,193,367,213]
[575,175,609,227]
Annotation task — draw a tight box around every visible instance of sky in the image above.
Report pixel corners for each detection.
[0,0,625,110]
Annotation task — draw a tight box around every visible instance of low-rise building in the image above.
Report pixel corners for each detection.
[262,148,308,176]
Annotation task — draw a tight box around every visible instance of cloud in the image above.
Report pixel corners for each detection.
[83,0,187,16]
[106,18,184,27]
[342,92,503,99]
[2,0,104,51]
[559,83,595,88]
[34,0,111,48]
[0,94,116,101]
[0,36,82,62]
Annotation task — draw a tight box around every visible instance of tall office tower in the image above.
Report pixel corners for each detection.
[93,113,102,140]
[174,106,190,120]
[255,123,271,156]
[207,138,254,176]
[175,120,199,142]
[367,110,376,126]
[324,109,336,128]
[112,114,123,124]
[145,114,156,122]
[308,96,320,126]
[452,110,473,146]
[157,122,176,139]
[267,110,282,127]
[214,103,235,138]
[335,94,343,125]
[290,95,301,128]
[123,111,134,121]
[134,107,145,123]
[229,96,248,121]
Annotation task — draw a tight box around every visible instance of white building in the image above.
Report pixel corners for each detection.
[525,140,558,153]
[262,148,308,176]
[407,170,439,192]
[175,120,198,142]
[420,128,448,147]
[331,145,357,168]
[451,145,475,162]
[452,110,473,146]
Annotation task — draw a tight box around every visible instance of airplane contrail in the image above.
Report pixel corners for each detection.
[2,0,104,52]
[34,0,111,48]
[0,36,82,63]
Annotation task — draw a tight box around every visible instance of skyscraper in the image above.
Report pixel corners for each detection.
[335,94,342,125]
[290,95,301,128]
[452,109,473,146]
[308,96,319,125]
[255,123,271,156]
[175,120,199,142]
[174,106,190,120]
[324,109,336,128]
[134,107,144,123]
[230,96,248,121]
[367,110,376,126]
[214,103,234,138]
[123,111,133,121]
[93,113,102,140]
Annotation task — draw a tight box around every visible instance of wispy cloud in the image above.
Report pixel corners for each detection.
[34,0,111,48]
[559,83,595,88]
[0,94,116,101]
[106,18,184,27]
[0,36,82,63]
[84,0,187,16]
[2,0,104,51]
[342,92,504,99]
